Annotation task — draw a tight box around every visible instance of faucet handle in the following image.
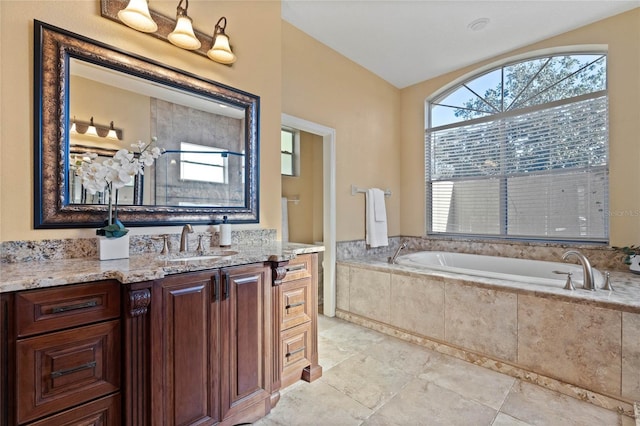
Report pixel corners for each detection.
[564,272,575,291]
[602,272,614,291]
[196,235,205,254]
[152,234,170,254]
[553,270,575,290]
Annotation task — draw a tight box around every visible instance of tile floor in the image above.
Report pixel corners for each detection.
[255,315,636,426]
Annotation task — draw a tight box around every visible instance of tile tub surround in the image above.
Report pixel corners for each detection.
[0,242,324,293]
[336,257,640,418]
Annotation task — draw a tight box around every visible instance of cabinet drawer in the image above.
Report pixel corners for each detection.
[281,255,313,283]
[16,281,121,337]
[26,393,120,426]
[16,320,121,424]
[280,278,312,331]
[280,323,312,389]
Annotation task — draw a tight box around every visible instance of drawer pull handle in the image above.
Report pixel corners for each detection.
[51,300,98,313]
[51,361,97,378]
[286,347,305,357]
[286,264,306,272]
[286,301,305,309]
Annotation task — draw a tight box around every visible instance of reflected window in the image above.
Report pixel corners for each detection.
[180,142,228,184]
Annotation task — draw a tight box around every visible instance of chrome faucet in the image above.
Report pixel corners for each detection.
[388,241,408,264]
[562,250,595,291]
[180,224,194,252]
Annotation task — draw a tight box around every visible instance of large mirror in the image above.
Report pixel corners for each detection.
[34,20,259,228]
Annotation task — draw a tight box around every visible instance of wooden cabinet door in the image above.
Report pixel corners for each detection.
[220,264,271,422]
[154,271,220,426]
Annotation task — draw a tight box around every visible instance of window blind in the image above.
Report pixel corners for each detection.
[427,95,608,241]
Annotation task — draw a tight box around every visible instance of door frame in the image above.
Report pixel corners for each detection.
[281,113,336,317]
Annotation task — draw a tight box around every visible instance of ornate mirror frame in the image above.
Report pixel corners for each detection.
[34,20,259,229]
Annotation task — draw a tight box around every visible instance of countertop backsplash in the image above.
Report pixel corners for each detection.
[1,228,278,264]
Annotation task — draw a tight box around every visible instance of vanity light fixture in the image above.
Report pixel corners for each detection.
[102,0,236,66]
[207,17,236,65]
[117,0,158,33]
[167,0,201,50]
[70,117,123,141]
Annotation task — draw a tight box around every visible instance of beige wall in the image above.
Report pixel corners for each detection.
[3,3,638,248]
[400,9,640,246]
[282,21,402,242]
[0,0,282,241]
[282,130,323,244]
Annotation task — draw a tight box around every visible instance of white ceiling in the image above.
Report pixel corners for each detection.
[282,0,639,88]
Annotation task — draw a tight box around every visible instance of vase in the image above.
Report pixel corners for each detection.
[98,234,130,260]
[630,254,640,274]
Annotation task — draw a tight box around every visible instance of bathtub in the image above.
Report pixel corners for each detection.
[395,251,604,288]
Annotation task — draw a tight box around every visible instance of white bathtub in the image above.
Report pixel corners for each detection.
[395,251,604,288]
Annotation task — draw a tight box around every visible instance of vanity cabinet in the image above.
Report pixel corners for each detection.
[0,254,320,426]
[1,280,121,425]
[123,262,273,426]
[273,253,322,390]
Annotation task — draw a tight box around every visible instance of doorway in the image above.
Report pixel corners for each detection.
[281,114,336,317]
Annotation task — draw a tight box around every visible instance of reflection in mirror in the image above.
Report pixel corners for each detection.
[69,145,142,205]
[69,58,246,208]
[34,20,259,228]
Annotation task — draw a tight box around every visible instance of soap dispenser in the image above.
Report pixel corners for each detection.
[220,216,231,247]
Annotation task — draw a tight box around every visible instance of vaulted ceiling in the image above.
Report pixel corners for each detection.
[282,1,640,88]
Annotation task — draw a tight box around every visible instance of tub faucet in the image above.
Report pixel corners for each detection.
[562,250,595,291]
[180,224,194,252]
[388,241,408,264]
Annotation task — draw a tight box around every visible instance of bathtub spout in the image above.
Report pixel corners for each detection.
[388,241,408,264]
[562,250,595,291]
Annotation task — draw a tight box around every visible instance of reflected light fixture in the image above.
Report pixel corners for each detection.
[207,17,236,65]
[70,117,123,141]
[117,0,158,33]
[167,0,201,50]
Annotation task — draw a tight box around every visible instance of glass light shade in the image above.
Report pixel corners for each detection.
[85,125,99,138]
[207,34,236,64]
[168,15,201,50]
[117,0,158,33]
[106,129,120,140]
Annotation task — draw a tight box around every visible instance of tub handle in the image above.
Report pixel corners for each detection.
[602,272,614,291]
[553,270,574,290]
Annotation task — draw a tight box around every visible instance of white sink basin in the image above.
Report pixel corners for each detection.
[165,250,238,262]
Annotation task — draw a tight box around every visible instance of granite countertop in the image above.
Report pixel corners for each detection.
[0,242,324,293]
[338,255,640,313]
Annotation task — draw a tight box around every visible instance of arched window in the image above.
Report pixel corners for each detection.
[426,53,608,242]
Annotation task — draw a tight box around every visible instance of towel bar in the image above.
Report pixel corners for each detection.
[351,184,391,197]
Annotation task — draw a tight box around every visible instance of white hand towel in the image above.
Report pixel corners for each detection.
[373,188,387,222]
[281,197,289,242]
[366,188,388,248]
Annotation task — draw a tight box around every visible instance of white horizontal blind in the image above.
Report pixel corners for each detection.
[427,95,608,241]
